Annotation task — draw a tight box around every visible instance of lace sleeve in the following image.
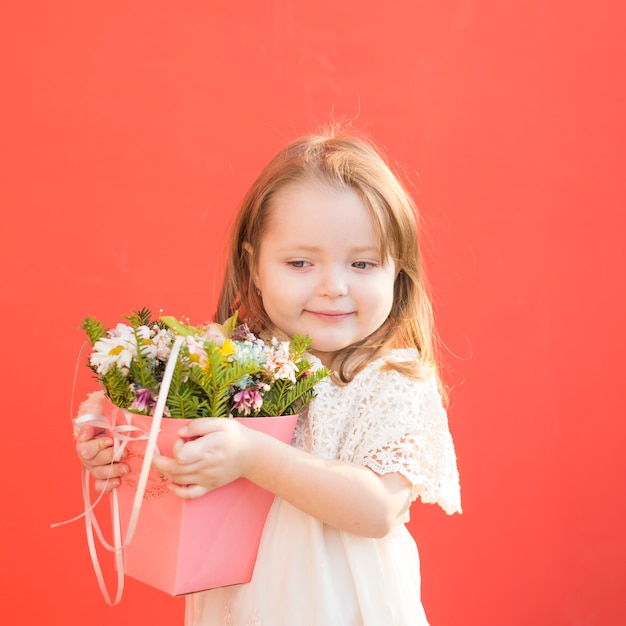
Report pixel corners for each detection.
[341,364,462,516]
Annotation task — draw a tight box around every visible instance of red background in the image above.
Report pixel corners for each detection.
[2,2,625,624]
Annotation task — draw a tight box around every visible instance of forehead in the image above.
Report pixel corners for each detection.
[264,178,381,243]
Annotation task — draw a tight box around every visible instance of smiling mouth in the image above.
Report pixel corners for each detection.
[307,310,353,322]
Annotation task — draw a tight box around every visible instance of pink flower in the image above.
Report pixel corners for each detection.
[233,388,263,416]
[266,342,298,382]
[185,335,208,367]
[130,386,155,413]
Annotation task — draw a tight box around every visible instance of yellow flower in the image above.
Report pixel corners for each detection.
[220,339,237,358]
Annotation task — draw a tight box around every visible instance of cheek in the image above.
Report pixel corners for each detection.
[259,279,293,314]
[374,277,397,317]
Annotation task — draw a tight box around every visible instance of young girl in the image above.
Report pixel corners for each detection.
[76,130,462,625]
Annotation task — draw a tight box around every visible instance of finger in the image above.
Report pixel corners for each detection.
[172,436,208,464]
[151,453,175,474]
[174,427,236,464]
[168,483,209,500]
[76,437,113,461]
[93,477,122,493]
[76,436,114,461]
[152,455,205,483]
[177,417,224,439]
[153,438,210,469]
[75,424,107,443]
[88,460,129,481]
[172,437,186,462]
[151,454,192,480]
[96,435,112,452]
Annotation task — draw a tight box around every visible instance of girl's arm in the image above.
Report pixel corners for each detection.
[151,418,412,538]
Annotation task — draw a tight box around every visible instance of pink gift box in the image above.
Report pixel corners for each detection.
[105,401,298,596]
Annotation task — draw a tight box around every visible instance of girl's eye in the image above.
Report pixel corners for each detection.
[352,261,376,270]
[288,260,310,268]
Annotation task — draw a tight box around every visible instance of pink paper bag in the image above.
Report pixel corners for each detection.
[106,401,298,596]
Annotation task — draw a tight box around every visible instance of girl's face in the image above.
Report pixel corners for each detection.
[253,179,397,367]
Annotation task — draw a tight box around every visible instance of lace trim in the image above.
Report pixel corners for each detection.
[294,348,461,517]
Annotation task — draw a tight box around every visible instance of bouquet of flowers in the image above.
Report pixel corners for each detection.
[81,308,330,419]
[74,308,330,600]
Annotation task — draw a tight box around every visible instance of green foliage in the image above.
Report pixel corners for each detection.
[259,366,330,417]
[82,308,331,419]
[101,366,134,409]
[125,308,153,327]
[80,317,107,346]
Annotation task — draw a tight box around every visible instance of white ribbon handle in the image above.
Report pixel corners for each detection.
[54,335,185,605]
[123,334,184,546]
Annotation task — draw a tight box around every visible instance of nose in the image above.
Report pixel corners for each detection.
[318,265,348,298]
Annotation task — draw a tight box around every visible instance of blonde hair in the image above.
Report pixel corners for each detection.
[216,130,442,391]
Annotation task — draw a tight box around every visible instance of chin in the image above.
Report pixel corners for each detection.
[309,342,349,358]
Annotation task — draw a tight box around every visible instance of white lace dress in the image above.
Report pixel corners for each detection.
[185,349,461,626]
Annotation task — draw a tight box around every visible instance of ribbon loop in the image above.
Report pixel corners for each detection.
[53,335,185,605]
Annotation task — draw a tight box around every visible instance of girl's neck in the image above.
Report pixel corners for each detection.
[308,348,340,370]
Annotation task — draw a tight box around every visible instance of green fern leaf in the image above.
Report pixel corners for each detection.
[80,317,108,345]
[125,308,153,327]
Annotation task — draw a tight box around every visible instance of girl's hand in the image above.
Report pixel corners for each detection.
[151,418,256,500]
[75,425,129,492]
[74,391,128,492]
